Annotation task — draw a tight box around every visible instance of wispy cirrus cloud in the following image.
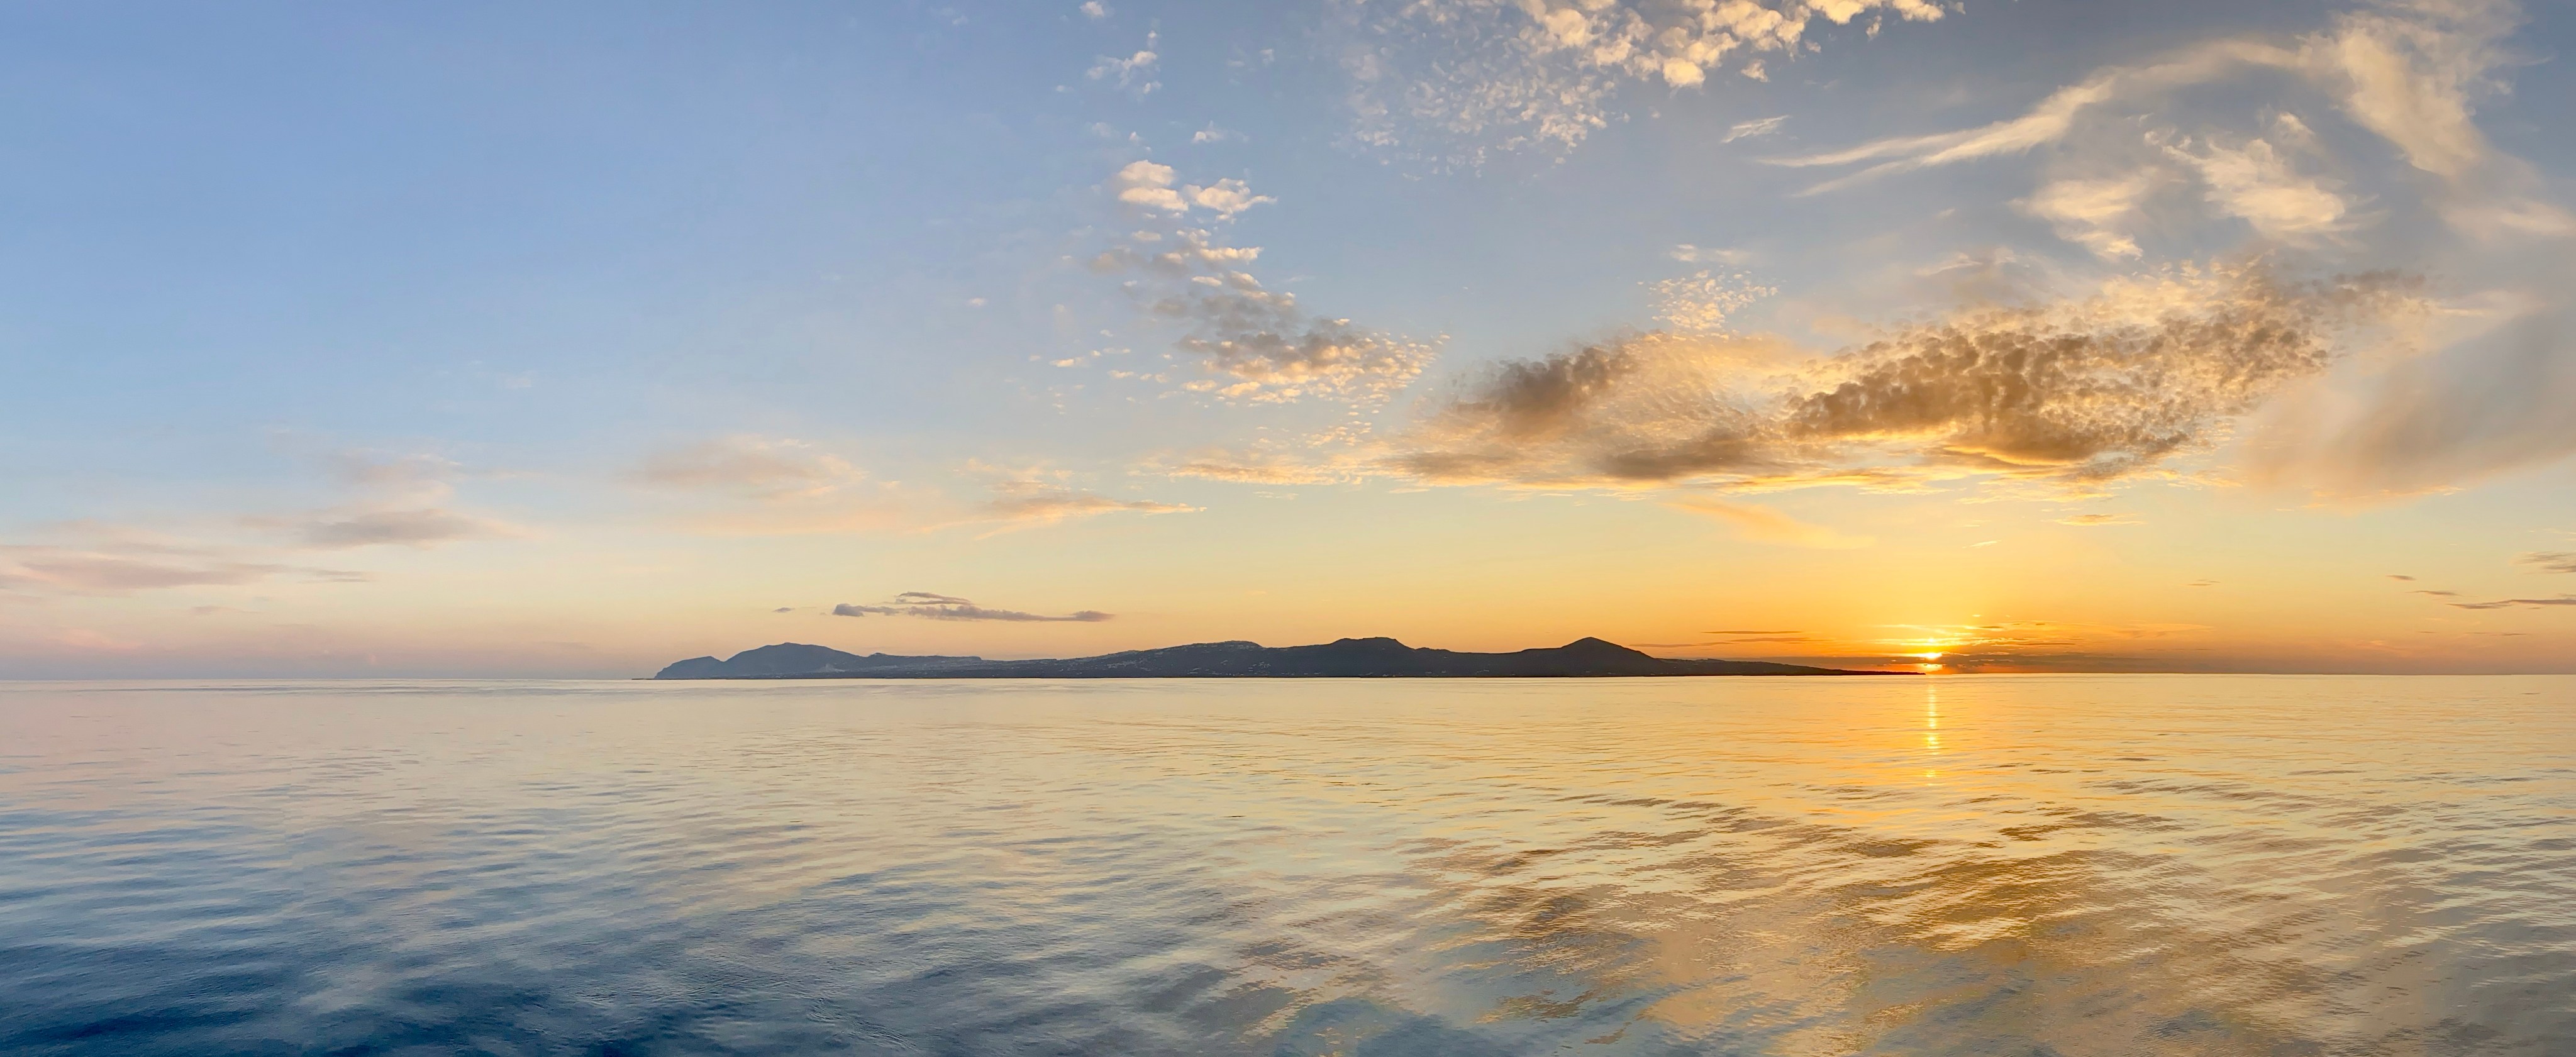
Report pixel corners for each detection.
[634,436,867,499]
[1666,496,1870,549]
[832,592,1113,622]
[2515,551,2576,574]
[970,481,1197,530]
[249,450,526,550]
[0,528,367,597]
[2448,595,2576,610]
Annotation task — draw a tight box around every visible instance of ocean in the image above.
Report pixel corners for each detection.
[3,675,2571,1055]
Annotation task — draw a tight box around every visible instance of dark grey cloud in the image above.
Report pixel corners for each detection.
[832,594,1113,623]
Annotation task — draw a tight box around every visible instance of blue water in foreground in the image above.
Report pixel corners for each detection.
[3,675,2573,1056]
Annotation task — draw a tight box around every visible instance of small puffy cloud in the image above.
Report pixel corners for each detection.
[1192,123,1243,143]
[1669,244,1752,265]
[833,594,1113,622]
[1108,160,1187,213]
[1667,497,1872,548]
[1106,163,1273,219]
[1087,31,1160,94]
[1184,178,1274,218]
[1079,1,1108,19]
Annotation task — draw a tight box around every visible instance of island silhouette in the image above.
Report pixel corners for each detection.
[654,637,1902,679]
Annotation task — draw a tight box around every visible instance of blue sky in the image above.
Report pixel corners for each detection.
[6,0,2576,675]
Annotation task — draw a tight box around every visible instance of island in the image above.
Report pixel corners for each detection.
[653,636,1902,679]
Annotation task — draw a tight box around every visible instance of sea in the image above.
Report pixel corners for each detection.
[2,675,2571,1056]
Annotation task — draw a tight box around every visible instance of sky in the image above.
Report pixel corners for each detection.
[6,0,2576,677]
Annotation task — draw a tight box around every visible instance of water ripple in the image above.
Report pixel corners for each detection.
[1,675,2571,1054]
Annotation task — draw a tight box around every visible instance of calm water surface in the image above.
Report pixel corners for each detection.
[2,675,2572,1056]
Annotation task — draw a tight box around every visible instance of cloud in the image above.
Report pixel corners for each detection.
[635,436,865,499]
[1772,0,2568,236]
[2163,131,2353,242]
[1333,0,1938,167]
[1087,31,1160,94]
[1669,244,1752,265]
[1767,38,2304,192]
[1160,285,1436,404]
[1646,270,1776,334]
[1089,165,1435,405]
[1079,1,1108,19]
[1722,115,1789,143]
[932,478,1197,536]
[1154,449,1360,484]
[1108,160,1188,213]
[1183,178,1274,218]
[237,445,527,551]
[0,529,367,596]
[2057,512,2140,526]
[979,488,1196,526]
[294,508,515,550]
[1667,497,1872,548]
[2,550,286,591]
[2518,551,2576,574]
[832,594,1113,622]
[2388,573,2416,580]
[2449,595,2576,610]
[1192,123,1242,143]
[1104,163,1275,221]
[2021,172,2159,260]
[1395,262,2414,490]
